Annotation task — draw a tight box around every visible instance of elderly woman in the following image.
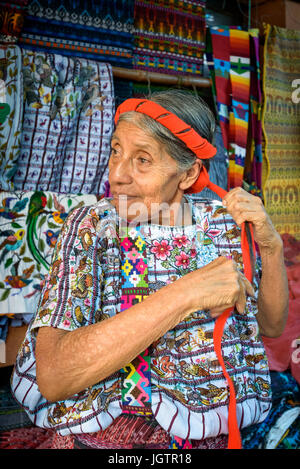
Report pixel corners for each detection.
[12,90,288,450]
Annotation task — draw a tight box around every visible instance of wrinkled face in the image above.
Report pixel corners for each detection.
[108,119,188,225]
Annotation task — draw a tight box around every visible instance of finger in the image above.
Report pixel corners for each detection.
[235,275,247,314]
[240,272,255,298]
[209,306,231,318]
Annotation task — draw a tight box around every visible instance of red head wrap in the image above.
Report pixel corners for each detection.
[114,98,218,195]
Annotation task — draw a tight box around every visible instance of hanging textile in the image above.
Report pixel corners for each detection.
[133,0,206,76]
[243,29,263,198]
[18,0,134,67]
[12,49,114,194]
[262,24,300,240]
[0,44,24,191]
[0,189,99,316]
[207,26,251,190]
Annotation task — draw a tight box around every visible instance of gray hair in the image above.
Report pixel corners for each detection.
[117,89,216,173]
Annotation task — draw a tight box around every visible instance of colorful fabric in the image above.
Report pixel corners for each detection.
[18,0,134,66]
[11,196,271,441]
[262,25,300,240]
[243,29,263,197]
[207,27,251,190]
[0,190,98,315]
[120,226,152,416]
[0,0,28,43]
[51,414,228,449]
[242,371,300,449]
[12,49,114,194]
[133,0,206,76]
[0,44,24,191]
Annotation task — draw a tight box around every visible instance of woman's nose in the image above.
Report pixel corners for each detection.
[109,156,133,185]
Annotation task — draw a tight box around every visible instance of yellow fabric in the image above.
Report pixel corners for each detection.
[262,24,300,240]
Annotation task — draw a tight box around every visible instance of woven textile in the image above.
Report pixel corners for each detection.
[0,190,98,315]
[0,44,24,191]
[262,25,300,240]
[12,49,114,194]
[133,0,206,76]
[207,27,251,190]
[18,0,134,66]
[243,29,263,198]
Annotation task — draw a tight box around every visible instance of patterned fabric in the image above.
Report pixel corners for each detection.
[242,371,300,449]
[244,29,263,197]
[0,44,24,191]
[18,0,134,66]
[12,49,114,194]
[262,25,300,240]
[120,226,152,416]
[207,27,251,190]
[11,196,272,442]
[133,0,206,76]
[51,414,228,449]
[0,0,28,43]
[0,190,98,315]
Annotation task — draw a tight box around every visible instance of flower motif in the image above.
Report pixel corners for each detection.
[175,252,190,269]
[150,239,172,260]
[172,234,189,248]
[190,248,197,258]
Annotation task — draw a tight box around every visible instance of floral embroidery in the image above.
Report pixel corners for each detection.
[175,252,190,269]
[150,239,172,261]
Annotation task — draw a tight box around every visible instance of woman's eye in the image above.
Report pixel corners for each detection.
[110,147,119,156]
[138,157,150,164]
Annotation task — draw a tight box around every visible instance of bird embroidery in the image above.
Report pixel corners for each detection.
[26,191,49,270]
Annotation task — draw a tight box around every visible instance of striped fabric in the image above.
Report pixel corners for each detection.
[133,0,206,76]
[17,0,135,67]
[207,27,251,190]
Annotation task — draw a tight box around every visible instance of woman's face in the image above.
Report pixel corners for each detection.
[109,119,190,224]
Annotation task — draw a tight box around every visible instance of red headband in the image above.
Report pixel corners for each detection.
[115,98,217,195]
[114,98,217,160]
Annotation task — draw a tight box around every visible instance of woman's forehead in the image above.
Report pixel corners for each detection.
[112,120,161,150]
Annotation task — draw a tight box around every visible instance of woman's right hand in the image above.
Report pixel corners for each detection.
[181,256,255,318]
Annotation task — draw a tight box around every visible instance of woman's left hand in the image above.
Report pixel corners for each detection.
[222,187,282,253]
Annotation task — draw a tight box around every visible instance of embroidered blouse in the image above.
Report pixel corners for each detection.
[11,196,272,439]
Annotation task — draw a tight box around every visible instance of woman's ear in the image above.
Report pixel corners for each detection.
[178,160,203,191]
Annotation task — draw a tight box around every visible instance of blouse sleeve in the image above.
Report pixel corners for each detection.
[31,204,103,332]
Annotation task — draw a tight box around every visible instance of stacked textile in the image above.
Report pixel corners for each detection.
[133,0,206,76]
[262,25,300,241]
[18,0,135,67]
